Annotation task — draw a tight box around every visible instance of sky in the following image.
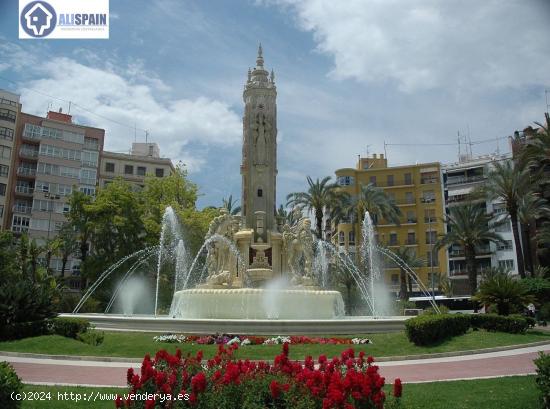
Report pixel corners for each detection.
[1,0,549,208]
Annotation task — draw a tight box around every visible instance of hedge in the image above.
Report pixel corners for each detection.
[0,362,22,409]
[470,313,530,334]
[405,314,471,346]
[48,317,90,339]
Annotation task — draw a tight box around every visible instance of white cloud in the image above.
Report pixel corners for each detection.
[270,0,550,92]
[2,46,241,172]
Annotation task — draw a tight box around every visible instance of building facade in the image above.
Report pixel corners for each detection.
[99,142,175,189]
[8,109,104,288]
[442,153,519,294]
[334,154,448,295]
[0,90,20,230]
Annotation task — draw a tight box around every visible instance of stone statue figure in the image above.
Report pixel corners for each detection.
[204,209,238,287]
[282,218,315,286]
[253,112,271,165]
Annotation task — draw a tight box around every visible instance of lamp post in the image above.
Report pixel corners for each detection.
[429,216,436,305]
[44,192,60,271]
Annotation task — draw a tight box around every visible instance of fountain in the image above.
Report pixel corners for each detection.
[67,46,437,334]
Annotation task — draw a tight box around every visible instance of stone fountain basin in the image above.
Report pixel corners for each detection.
[169,288,345,320]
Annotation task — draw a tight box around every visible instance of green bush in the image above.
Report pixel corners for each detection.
[540,303,550,321]
[423,305,449,315]
[0,362,22,409]
[405,314,471,346]
[535,352,550,409]
[49,317,90,339]
[77,329,104,346]
[1,320,50,341]
[470,313,529,334]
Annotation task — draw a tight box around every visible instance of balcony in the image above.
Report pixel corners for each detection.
[405,239,418,245]
[405,218,417,224]
[421,178,438,184]
[11,225,29,233]
[17,167,37,177]
[19,148,39,159]
[15,185,34,196]
[22,130,41,141]
[448,246,492,258]
[421,197,436,204]
[424,217,437,223]
[446,175,485,186]
[12,204,32,214]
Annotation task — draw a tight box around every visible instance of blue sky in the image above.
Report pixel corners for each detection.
[1,0,549,208]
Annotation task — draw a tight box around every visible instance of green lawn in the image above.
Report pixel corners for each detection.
[18,376,539,409]
[0,329,548,360]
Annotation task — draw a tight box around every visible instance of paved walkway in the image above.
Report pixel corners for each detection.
[2,344,548,387]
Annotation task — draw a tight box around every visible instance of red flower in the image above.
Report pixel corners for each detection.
[196,350,204,362]
[191,372,207,394]
[114,395,123,408]
[367,355,374,364]
[145,398,155,409]
[282,342,289,356]
[393,378,403,398]
[270,380,281,399]
[126,368,134,384]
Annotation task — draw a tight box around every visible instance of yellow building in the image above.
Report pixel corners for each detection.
[334,154,447,294]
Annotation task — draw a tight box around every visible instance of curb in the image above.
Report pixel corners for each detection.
[1,340,549,364]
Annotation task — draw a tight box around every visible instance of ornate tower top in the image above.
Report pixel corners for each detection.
[246,43,275,91]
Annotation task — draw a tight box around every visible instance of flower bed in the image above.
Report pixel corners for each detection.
[153,334,372,346]
[116,343,401,408]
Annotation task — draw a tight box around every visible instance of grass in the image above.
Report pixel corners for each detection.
[18,376,538,408]
[0,329,548,360]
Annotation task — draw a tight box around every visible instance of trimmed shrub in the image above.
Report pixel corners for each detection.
[77,329,104,346]
[49,317,90,339]
[405,314,470,346]
[470,313,529,334]
[0,362,23,409]
[535,352,550,409]
[1,320,50,341]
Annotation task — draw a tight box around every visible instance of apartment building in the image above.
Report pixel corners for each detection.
[99,142,174,189]
[0,90,20,230]
[334,154,448,295]
[443,153,519,294]
[9,109,104,288]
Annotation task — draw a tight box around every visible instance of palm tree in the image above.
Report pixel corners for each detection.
[389,247,425,301]
[520,112,550,168]
[349,183,401,226]
[435,203,505,294]
[222,195,241,216]
[57,224,79,277]
[473,274,534,316]
[518,193,550,274]
[286,176,340,238]
[477,160,537,278]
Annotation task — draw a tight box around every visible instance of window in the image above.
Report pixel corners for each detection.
[389,233,398,245]
[124,165,134,175]
[405,192,414,204]
[337,176,354,186]
[105,162,115,172]
[404,173,412,185]
[498,259,514,270]
[137,166,147,176]
[0,164,8,177]
[348,231,355,245]
[12,215,30,232]
[84,137,99,150]
[80,169,97,184]
[0,205,3,218]
[497,240,513,251]
[0,97,17,107]
[369,176,376,186]
[424,208,436,223]
[155,168,164,177]
[495,221,511,232]
[39,144,81,161]
[406,210,416,223]
[422,190,435,203]
[426,230,437,244]
[80,186,96,196]
[0,145,11,159]
[0,126,14,141]
[427,272,439,286]
[387,175,394,186]
[391,274,399,285]
[0,108,16,122]
[493,203,506,215]
[407,232,416,245]
[257,188,263,197]
[427,250,438,267]
[0,183,6,196]
[339,231,345,245]
[81,151,98,167]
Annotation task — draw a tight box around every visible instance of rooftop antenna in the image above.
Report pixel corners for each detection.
[67,101,72,114]
[145,130,149,144]
[134,123,137,142]
[366,144,371,158]
[457,131,461,161]
[467,124,473,158]
[383,140,387,158]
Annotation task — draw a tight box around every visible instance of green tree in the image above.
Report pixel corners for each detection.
[518,193,550,274]
[0,232,18,278]
[67,190,94,289]
[473,274,534,315]
[389,247,425,301]
[56,224,79,277]
[477,160,538,278]
[222,195,241,216]
[435,203,504,294]
[286,176,341,238]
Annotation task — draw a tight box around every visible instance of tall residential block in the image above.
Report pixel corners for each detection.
[99,142,175,189]
[9,109,104,289]
[0,90,20,230]
[334,154,448,295]
[443,153,519,294]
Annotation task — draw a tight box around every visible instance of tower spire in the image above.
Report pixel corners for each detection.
[256,43,264,67]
